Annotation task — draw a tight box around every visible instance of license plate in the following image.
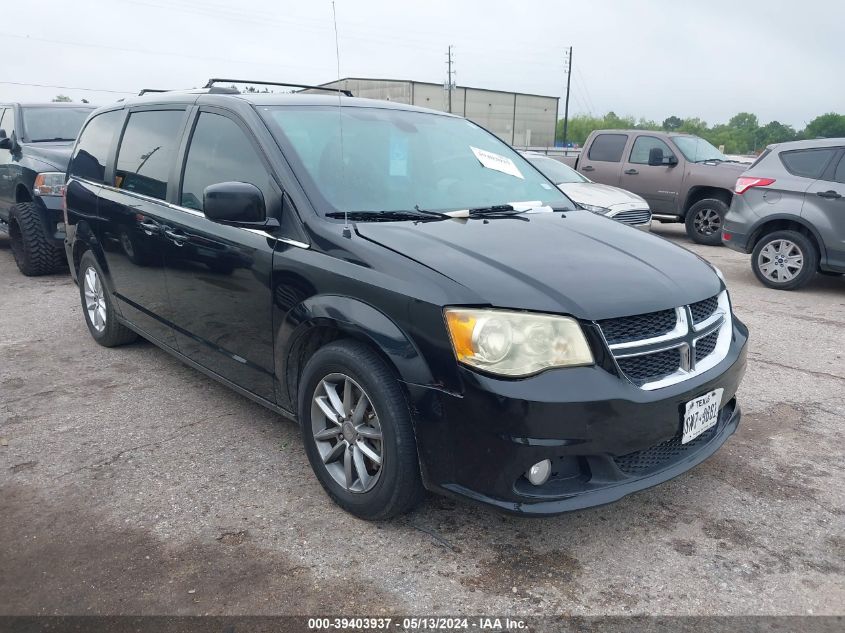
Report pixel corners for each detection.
[682,388,723,444]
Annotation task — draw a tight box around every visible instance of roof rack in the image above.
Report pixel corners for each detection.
[138,89,171,96]
[203,78,353,97]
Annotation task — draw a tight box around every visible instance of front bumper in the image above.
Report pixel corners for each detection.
[410,320,748,515]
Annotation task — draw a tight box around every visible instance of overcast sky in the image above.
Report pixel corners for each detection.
[3,0,842,129]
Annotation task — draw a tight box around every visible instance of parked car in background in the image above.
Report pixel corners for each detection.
[561,130,748,245]
[64,83,747,520]
[0,102,94,275]
[723,138,845,290]
[521,152,651,230]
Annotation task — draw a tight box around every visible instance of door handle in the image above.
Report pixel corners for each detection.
[582,165,595,172]
[817,190,842,200]
[138,220,160,235]
[624,168,639,175]
[163,227,188,245]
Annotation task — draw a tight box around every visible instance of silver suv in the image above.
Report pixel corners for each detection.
[723,138,845,290]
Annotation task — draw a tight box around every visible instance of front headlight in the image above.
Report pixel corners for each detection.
[444,308,594,377]
[33,172,66,197]
[578,203,610,215]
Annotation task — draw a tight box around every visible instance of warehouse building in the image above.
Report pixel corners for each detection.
[314,77,559,148]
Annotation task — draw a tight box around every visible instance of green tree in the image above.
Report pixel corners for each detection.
[802,113,845,139]
[52,94,72,102]
[759,120,797,146]
[663,115,683,130]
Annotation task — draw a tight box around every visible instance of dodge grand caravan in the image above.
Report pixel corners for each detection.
[64,83,748,519]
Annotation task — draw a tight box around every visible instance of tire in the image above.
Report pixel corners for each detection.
[751,230,818,291]
[8,202,68,276]
[298,339,424,520]
[685,198,729,246]
[78,251,138,346]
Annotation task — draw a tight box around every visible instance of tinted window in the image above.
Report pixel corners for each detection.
[181,112,273,211]
[780,148,836,179]
[21,107,91,142]
[587,134,627,162]
[835,155,845,184]
[69,110,123,183]
[115,110,185,200]
[630,136,675,164]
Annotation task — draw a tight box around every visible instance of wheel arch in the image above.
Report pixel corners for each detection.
[276,295,436,414]
[70,220,115,287]
[683,186,733,216]
[747,215,826,264]
[15,184,33,204]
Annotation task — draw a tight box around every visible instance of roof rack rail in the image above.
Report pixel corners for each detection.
[203,78,353,97]
[138,89,171,96]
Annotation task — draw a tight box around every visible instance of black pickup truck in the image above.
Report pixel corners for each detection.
[0,102,93,275]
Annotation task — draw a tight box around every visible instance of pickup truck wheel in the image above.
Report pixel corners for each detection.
[8,202,68,276]
[78,251,139,346]
[685,199,728,246]
[299,340,424,520]
[751,230,818,291]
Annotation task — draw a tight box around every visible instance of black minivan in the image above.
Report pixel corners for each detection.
[64,85,748,519]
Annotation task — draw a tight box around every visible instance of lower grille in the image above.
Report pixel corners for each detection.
[612,208,652,226]
[616,347,681,386]
[613,424,719,476]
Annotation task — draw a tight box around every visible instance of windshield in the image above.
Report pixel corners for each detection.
[672,135,727,162]
[259,106,573,214]
[523,154,588,184]
[21,107,92,142]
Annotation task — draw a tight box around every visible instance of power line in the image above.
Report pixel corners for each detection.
[0,81,135,95]
[575,67,599,116]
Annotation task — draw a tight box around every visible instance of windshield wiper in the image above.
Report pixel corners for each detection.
[325,209,449,223]
[29,137,76,142]
[696,158,724,163]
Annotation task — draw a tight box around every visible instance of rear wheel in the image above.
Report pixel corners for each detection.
[78,251,138,346]
[751,230,818,290]
[8,202,67,276]
[685,198,728,246]
[299,340,424,520]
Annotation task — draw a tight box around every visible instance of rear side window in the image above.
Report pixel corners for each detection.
[69,110,123,183]
[180,112,273,211]
[115,110,185,200]
[629,136,675,164]
[780,148,836,179]
[588,134,627,162]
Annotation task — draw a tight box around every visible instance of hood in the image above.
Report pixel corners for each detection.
[355,211,720,320]
[688,160,749,187]
[557,182,647,209]
[20,142,74,171]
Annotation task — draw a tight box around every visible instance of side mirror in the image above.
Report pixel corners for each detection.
[203,182,267,226]
[0,130,10,150]
[647,147,664,166]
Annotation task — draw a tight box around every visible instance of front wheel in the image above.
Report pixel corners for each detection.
[299,340,424,520]
[8,202,67,276]
[751,230,818,290]
[685,199,728,246]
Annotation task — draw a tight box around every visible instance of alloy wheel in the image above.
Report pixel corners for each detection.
[311,373,384,493]
[693,208,721,236]
[758,239,803,283]
[83,266,107,332]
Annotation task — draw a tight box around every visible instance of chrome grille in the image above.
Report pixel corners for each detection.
[690,295,719,324]
[612,208,652,226]
[598,291,731,390]
[598,309,676,345]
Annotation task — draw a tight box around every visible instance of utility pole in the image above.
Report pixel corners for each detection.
[445,45,455,113]
[562,46,572,147]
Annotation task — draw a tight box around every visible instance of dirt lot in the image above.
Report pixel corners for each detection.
[1,223,843,616]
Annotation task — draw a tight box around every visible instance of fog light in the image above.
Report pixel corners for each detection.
[526,459,551,486]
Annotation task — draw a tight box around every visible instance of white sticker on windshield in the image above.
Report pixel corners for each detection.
[470,146,524,179]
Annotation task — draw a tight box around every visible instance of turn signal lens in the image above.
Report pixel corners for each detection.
[444,308,594,377]
[735,177,775,194]
[34,172,66,197]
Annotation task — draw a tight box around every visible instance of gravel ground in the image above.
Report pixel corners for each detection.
[0,223,843,616]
